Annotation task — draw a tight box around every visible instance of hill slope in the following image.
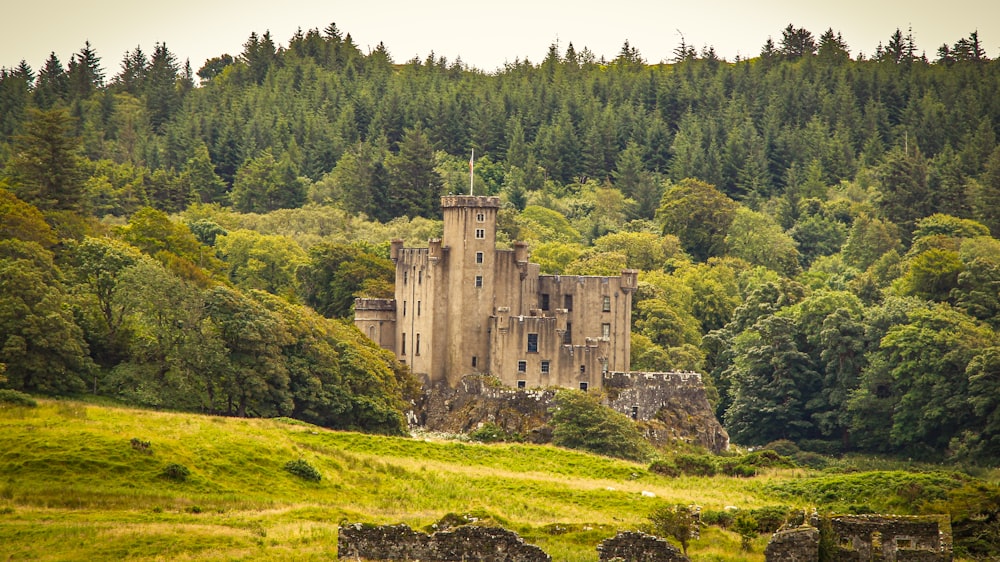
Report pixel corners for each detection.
[0,399,793,560]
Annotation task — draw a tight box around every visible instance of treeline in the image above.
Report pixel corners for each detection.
[1,23,999,460]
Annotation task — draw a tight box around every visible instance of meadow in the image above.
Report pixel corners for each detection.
[0,398,974,560]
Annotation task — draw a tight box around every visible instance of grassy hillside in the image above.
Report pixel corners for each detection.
[1,398,980,561]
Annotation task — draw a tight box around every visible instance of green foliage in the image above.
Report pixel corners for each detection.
[656,179,738,261]
[161,463,190,482]
[296,242,394,318]
[7,108,85,212]
[673,454,718,477]
[468,422,521,443]
[0,389,38,407]
[550,390,652,461]
[647,503,695,553]
[283,459,321,482]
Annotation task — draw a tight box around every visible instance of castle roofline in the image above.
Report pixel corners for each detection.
[441,195,500,208]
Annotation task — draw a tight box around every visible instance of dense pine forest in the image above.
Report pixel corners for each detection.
[1,23,999,463]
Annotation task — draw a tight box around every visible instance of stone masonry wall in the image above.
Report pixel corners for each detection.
[338,523,551,562]
[596,531,690,562]
[764,526,820,562]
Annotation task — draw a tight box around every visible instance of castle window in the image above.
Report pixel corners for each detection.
[477,212,485,222]
[527,333,538,353]
[402,334,406,355]
[540,360,550,373]
[631,406,638,419]
[476,251,484,264]
[472,356,477,368]
[564,322,572,344]
[602,323,611,339]
[475,275,483,288]
[564,294,573,310]
[419,270,423,284]
[517,360,526,372]
[403,271,408,285]
[602,295,611,312]
[417,301,421,316]
[475,228,485,239]
[517,380,526,389]
[540,294,550,311]
[415,334,421,355]
[580,365,586,375]
[579,382,588,391]
[403,301,407,316]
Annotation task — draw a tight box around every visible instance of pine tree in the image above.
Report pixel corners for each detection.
[9,108,84,211]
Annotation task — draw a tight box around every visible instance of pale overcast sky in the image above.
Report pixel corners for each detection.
[3,0,999,76]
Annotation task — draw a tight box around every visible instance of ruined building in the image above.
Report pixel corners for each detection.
[355,195,636,391]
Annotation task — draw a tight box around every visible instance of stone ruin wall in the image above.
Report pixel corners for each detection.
[337,523,551,562]
[416,371,729,453]
[764,515,952,562]
[596,530,690,561]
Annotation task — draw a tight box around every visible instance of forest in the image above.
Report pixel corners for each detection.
[1,22,999,463]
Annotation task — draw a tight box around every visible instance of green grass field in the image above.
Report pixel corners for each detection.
[0,398,947,561]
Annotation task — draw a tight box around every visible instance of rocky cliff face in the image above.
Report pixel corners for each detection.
[414,373,728,453]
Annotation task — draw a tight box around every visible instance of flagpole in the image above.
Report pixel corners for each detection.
[469,149,474,195]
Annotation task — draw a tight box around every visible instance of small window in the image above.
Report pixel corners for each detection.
[476,212,485,222]
[896,538,913,549]
[631,406,638,420]
[527,333,538,353]
[472,356,477,368]
[517,360,526,372]
[475,275,483,288]
[402,334,407,355]
[415,333,421,355]
[403,271,408,285]
[564,322,572,344]
[475,228,485,239]
[403,301,407,316]
[564,294,573,311]
[580,365,586,375]
[476,251,484,264]
[540,294,550,311]
[517,380,526,389]
[417,301,421,316]
[540,360,550,373]
[579,382,588,391]
[602,323,611,339]
[418,270,423,284]
[602,295,611,312]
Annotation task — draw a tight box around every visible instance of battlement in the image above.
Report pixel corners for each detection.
[441,195,501,208]
[355,298,396,312]
[604,371,703,387]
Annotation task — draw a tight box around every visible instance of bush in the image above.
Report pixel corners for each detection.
[700,509,735,529]
[649,459,681,478]
[550,390,652,462]
[764,439,800,457]
[748,505,792,533]
[284,459,321,482]
[0,389,37,408]
[162,463,190,482]
[674,454,717,477]
[468,422,519,443]
[130,438,151,453]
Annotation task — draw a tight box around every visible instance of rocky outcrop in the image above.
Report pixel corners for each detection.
[337,523,550,562]
[415,372,728,453]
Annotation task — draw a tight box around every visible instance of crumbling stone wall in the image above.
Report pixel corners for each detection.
[337,523,550,561]
[603,371,729,453]
[764,526,819,562]
[596,531,690,561]
[764,515,952,562]
[416,375,555,439]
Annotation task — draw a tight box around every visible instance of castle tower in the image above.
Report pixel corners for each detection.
[440,195,500,387]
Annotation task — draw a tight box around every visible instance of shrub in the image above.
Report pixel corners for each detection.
[130,438,151,453]
[649,459,681,478]
[748,505,792,533]
[550,390,653,462]
[0,389,37,408]
[647,503,696,554]
[700,509,735,529]
[284,459,321,482]
[764,439,800,457]
[674,454,717,477]
[469,422,519,443]
[162,463,190,482]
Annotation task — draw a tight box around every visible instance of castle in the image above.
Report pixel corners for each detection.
[354,195,637,391]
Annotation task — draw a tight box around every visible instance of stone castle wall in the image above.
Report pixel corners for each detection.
[337,523,550,562]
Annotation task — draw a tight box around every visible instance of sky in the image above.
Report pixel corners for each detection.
[3,0,1000,76]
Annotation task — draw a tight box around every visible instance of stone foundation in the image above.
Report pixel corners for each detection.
[596,531,690,561]
[337,523,550,561]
